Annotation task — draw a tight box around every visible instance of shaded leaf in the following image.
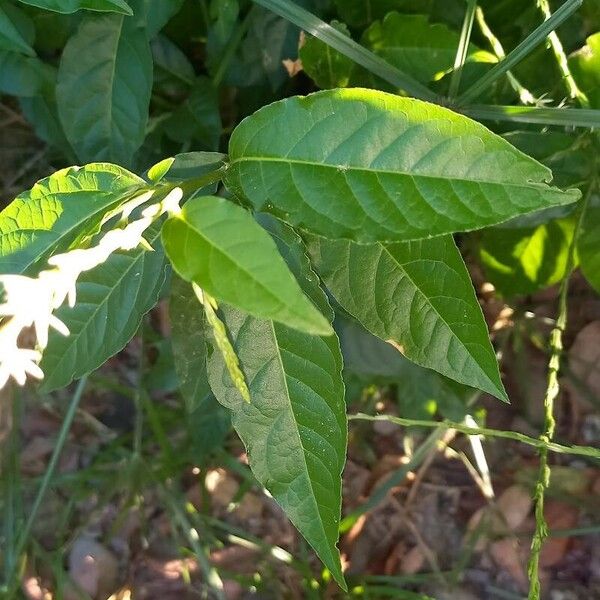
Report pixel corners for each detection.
[40,223,167,391]
[164,76,222,150]
[162,196,332,336]
[299,20,354,89]
[127,0,183,37]
[226,89,580,244]
[16,0,132,14]
[332,0,429,29]
[188,395,231,459]
[147,151,226,187]
[362,12,495,84]
[308,234,507,401]
[0,51,51,96]
[56,14,153,166]
[0,163,143,274]
[170,276,211,412]
[0,5,35,55]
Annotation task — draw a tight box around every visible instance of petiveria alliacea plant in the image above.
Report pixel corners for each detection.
[0,0,598,592]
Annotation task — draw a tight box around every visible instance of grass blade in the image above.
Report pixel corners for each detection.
[250,0,438,102]
[448,0,478,99]
[462,104,600,128]
[457,0,583,105]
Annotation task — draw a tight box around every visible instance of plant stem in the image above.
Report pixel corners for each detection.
[7,377,88,596]
[348,413,600,460]
[527,183,594,599]
[475,6,536,104]
[457,0,582,105]
[535,0,589,107]
[449,0,478,99]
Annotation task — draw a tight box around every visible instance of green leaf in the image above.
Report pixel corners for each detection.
[164,77,222,151]
[161,196,333,336]
[0,163,143,274]
[188,395,231,459]
[40,222,167,391]
[361,12,495,85]
[478,217,577,297]
[56,14,153,166]
[578,194,600,294]
[299,20,355,89]
[16,0,132,15]
[332,0,429,29]
[570,32,600,108]
[147,152,226,186]
[0,5,35,55]
[170,276,211,412]
[226,89,580,244]
[307,234,508,401]
[127,0,183,37]
[0,51,51,97]
[151,34,195,86]
[206,222,346,588]
[338,317,470,422]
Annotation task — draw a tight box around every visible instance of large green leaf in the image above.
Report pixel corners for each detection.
[226,89,580,244]
[578,194,600,294]
[0,5,35,55]
[307,234,508,401]
[56,13,153,166]
[39,223,166,391]
[161,196,332,336]
[169,276,211,412]
[16,0,132,14]
[569,32,600,108]
[0,163,143,274]
[478,217,577,297]
[362,12,495,84]
[206,218,347,588]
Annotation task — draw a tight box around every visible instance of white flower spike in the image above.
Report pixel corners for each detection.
[0,187,184,390]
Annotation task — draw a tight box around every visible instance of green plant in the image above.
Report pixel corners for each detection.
[0,0,599,597]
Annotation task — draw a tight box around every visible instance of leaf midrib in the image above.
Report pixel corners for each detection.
[269,320,339,573]
[229,156,566,192]
[378,242,500,396]
[176,216,316,329]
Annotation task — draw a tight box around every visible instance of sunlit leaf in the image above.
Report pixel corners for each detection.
[162,196,333,336]
[308,234,508,401]
[0,163,143,274]
[227,88,580,244]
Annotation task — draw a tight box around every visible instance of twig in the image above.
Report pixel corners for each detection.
[535,0,589,107]
[527,182,595,599]
[349,413,600,461]
[475,6,536,104]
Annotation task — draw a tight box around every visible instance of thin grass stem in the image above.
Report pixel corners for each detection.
[449,0,478,99]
